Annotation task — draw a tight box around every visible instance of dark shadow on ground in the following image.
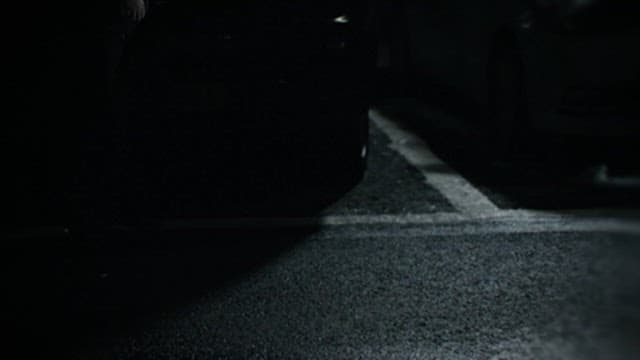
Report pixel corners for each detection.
[3,226,319,359]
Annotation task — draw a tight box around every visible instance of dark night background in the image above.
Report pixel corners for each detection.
[3,1,640,359]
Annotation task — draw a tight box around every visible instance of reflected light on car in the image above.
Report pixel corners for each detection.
[333,15,349,24]
[573,0,596,7]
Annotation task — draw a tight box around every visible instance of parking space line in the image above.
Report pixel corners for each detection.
[369,109,500,216]
[157,210,640,235]
[5,209,640,238]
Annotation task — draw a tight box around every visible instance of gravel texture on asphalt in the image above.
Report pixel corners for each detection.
[321,124,455,216]
[69,228,640,360]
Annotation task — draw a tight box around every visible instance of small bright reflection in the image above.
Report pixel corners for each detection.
[333,15,349,24]
[573,0,596,7]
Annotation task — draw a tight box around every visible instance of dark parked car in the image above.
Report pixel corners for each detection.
[6,0,379,227]
[381,0,639,159]
[487,0,640,155]
[116,0,376,185]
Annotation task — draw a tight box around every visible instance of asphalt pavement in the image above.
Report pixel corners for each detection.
[8,3,640,358]
[85,229,640,360]
[5,106,640,360]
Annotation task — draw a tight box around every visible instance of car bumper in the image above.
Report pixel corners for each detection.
[533,110,640,137]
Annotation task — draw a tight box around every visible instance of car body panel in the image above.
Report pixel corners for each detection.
[115,1,375,185]
[509,5,640,135]
[394,0,638,137]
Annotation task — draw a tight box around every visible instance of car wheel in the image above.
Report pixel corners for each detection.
[328,107,370,187]
[487,30,528,160]
[351,110,370,181]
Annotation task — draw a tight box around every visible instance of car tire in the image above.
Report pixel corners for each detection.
[348,109,370,183]
[322,107,369,188]
[487,29,528,161]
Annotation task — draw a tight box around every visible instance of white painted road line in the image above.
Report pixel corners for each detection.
[369,109,500,216]
[157,210,640,235]
[5,209,640,237]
